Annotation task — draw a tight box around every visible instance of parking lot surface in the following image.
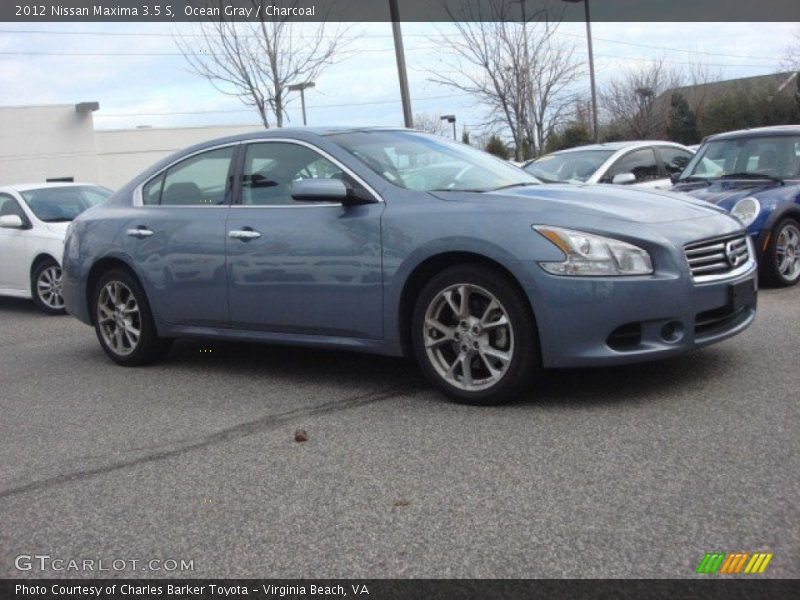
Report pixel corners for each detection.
[0,286,797,578]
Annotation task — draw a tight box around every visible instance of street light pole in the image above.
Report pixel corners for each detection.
[287,81,315,126]
[389,0,413,128]
[564,0,599,142]
[441,114,456,140]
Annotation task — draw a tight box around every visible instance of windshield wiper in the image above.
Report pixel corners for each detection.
[676,176,712,185]
[43,218,73,223]
[718,172,784,184]
[489,182,536,192]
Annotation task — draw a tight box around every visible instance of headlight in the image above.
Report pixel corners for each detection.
[731,196,760,227]
[533,226,653,276]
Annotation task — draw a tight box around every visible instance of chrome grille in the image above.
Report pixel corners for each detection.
[685,234,750,281]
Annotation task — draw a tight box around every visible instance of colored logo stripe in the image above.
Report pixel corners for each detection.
[697,552,773,574]
[744,553,773,574]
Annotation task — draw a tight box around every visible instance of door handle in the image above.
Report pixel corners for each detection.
[126,227,154,238]
[228,229,262,240]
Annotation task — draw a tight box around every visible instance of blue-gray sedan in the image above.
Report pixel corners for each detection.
[62,128,758,404]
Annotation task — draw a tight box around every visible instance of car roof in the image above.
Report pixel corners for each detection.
[706,125,800,141]
[0,182,100,194]
[549,140,690,154]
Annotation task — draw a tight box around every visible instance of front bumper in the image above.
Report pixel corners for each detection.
[522,262,757,369]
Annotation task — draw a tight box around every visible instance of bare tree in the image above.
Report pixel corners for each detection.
[413,112,447,136]
[429,0,581,160]
[599,58,682,139]
[782,27,800,70]
[175,1,347,128]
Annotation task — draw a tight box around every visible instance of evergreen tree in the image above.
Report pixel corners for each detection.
[666,93,699,145]
[484,135,510,159]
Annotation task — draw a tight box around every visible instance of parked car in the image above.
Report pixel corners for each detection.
[63,129,756,404]
[0,183,112,313]
[672,125,800,287]
[524,141,694,189]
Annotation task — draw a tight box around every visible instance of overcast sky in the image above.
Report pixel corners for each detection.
[0,21,796,134]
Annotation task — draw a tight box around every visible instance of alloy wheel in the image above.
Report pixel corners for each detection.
[423,283,514,392]
[97,281,141,356]
[775,223,800,283]
[36,265,64,310]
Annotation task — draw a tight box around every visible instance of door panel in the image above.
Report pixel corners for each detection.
[121,145,236,326]
[0,194,31,291]
[225,141,384,338]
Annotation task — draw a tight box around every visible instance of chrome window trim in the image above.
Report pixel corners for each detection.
[133,141,241,208]
[133,138,384,209]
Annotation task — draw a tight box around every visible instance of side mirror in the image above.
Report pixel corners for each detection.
[0,214,24,229]
[670,172,681,185]
[290,178,375,206]
[611,172,636,185]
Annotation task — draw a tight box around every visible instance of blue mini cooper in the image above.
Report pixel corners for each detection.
[673,125,800,287]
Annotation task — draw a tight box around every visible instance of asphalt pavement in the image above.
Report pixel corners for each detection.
[0,285,797,578]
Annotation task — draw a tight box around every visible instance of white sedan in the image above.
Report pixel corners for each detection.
[524,141,695,189]
[0,183,111,314]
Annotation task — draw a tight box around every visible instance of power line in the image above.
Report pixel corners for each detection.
[0,26,782,62]
[93,94,455,117]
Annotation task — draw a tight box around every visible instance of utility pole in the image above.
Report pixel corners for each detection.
[389,0,413,128]
[563,0,599,142]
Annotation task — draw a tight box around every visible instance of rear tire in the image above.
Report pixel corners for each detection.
[763,218,800,287]
[31,259,66,315]
[92,269,172,366]
[411,264,540,405]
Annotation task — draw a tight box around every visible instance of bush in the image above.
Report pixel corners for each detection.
[484,134,510,159]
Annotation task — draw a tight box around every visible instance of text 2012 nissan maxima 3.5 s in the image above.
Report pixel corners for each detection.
[62,128,757,404]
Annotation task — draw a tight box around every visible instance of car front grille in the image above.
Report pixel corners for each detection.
[684,234,751,282]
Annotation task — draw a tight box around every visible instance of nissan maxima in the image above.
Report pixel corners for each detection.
[62,129,757,404]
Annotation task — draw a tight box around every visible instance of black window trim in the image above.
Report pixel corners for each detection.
[599,146,661,184]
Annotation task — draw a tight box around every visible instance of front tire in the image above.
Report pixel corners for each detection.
[31,259,66,315]
[92,269,172,366]
[411,264,540,405]
[764,218,800,287]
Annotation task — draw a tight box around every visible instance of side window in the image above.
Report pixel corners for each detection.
[158,146,235,206]
[142,173,164,206]
[241,142,355,206]
[603,148,659,183]
[658,147,693,176]
[0,193,26,221]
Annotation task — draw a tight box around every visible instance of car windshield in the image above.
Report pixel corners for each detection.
[328,130,538,192]
[524,150,614,183]
[20,185,112,222]
[680,134,800,181]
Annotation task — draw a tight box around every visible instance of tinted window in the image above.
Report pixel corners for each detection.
[241,142,354,206]
[159,147,235,206]
[603,148,659,183]
[658,147,693,175]
[142,173,164,206]
[19,186,112,222]
[525,150,614,183]
[0,193,26,221]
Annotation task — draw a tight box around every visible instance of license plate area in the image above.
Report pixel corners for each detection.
[730,278,756,312]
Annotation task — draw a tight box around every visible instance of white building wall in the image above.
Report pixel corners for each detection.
[0,105,98,186]
[95,124,261,189]
[0,103,262,189]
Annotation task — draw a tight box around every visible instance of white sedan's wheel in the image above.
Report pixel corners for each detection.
[31,259,66,315]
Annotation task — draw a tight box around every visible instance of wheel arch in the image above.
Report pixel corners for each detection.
[29,253,60,278]
[85,256,140,325]
[397,251,538,359]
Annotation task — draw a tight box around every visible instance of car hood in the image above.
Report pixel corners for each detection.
[675,180,798,211]
[450,184,727,224]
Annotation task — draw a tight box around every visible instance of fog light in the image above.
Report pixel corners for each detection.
[660,321,684,343]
